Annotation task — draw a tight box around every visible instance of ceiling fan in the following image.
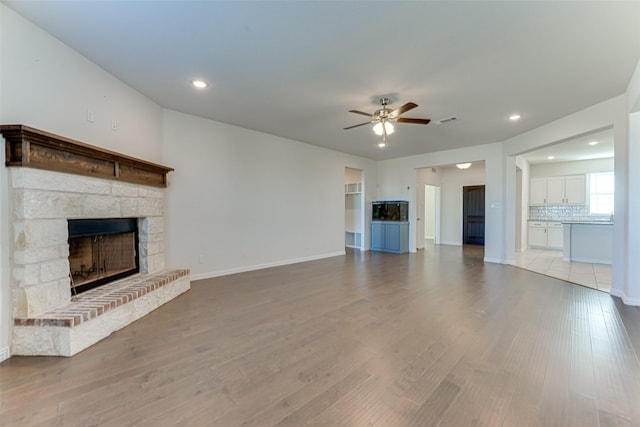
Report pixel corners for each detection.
[344,97,431,147]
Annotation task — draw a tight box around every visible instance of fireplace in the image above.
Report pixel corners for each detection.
[1,125,189,357]
[68,218,140,294]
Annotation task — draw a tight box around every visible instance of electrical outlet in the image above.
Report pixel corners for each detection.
[86,109,95,123]
[198,255,204,264]
[111,119,117,131]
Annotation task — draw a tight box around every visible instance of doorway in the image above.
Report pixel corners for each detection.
[424,184,440,246]
[463,185,485,245]
[344,167,364,250]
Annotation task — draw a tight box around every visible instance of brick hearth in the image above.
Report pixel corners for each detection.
[12,269,190,356]
[15,269,189,328]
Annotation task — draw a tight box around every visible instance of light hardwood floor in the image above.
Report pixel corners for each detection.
[2,245,640,426]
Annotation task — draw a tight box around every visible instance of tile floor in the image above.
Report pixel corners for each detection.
[513,248,612,293]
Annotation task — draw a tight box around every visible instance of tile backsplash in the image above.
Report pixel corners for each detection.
[529,205,612,222]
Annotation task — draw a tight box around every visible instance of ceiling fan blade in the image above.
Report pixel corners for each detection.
[343,121,373,130]
[348,109,373,117]
[390,102,418,117]
[396,118,431,125]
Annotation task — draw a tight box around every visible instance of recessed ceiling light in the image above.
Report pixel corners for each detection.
[509,114,521,121]
[191,80,208,89]
[588,140,599,146]
[547,156,555,160]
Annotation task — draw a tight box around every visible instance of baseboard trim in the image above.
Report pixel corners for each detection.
[191,251,346,281]
[0,346,10,362]
[439,241,461,246]
[608,288,640,306]
[622,294,640,306]
[609,288,624,298]
[483,257,502,264]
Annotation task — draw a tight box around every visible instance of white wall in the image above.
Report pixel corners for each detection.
[0,6,163,162]
[622,57,640,304]
[439,164,486,246]
[162,110,377,280]
[0,4,379,359]
[529,157,614,177]
[2,6,639,362]
[377,143,503,262]
[515,156,530,252]
[0,5,163,360]
[501,95,632,299]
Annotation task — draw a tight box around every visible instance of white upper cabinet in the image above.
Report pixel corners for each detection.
[546,177,566,204]
[529,175,585,205]
[530,178,547,205]
[564,175,586,204]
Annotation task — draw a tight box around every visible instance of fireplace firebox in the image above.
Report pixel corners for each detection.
[68,218,139,294]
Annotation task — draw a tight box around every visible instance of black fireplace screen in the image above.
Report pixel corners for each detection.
[68,218,139,294]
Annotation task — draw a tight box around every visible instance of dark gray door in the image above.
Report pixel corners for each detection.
[463,185,485,245]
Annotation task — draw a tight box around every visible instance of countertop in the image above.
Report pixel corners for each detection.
[561,221,613,225]
[528,219,613,225]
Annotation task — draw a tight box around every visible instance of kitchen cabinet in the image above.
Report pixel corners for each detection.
[529,175,585,205]
[546,222,564,249]
[528,221,563,249]
[530,178,547,205]
[546,177,565,204]
[564,175,586,204]
[528,221,548,248]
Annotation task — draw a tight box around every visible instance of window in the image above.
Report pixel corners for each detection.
[589,172,614,215]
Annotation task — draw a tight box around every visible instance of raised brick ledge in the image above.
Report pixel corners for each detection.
[14,269,189,328]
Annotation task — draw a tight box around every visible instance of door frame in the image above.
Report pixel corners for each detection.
[462,184,486,245]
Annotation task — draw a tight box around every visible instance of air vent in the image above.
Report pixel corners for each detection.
[435,116,457,125]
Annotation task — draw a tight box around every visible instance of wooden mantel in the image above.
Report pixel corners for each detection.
[0,124,173,187]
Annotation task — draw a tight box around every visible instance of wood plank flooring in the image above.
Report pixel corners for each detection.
[2,245,640,426]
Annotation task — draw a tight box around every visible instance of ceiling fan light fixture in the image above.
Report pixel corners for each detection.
[456,163,472,169]
[378,141,386,148]
[373,121,395,136]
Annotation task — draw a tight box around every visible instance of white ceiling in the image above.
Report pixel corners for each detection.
[4,1,640,161]
[520,128,614,165]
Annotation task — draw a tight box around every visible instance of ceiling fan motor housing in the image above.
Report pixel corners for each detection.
[343,98,430,132]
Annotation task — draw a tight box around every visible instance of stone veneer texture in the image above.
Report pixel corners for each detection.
[6,167,192,357]
[10,167,167,318]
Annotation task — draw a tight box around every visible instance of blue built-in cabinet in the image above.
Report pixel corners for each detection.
[370,221,409,254]
[370,201,409,253]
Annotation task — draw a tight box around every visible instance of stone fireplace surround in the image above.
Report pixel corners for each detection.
[3,128,190,357]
